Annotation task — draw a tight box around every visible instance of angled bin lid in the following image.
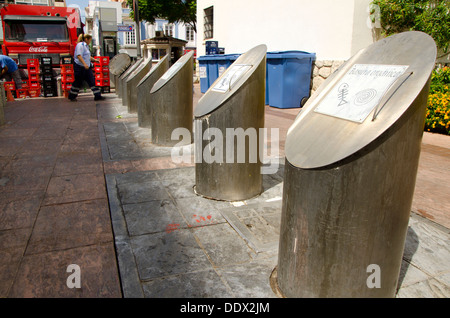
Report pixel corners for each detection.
[194,44,267,118]
[285,31,436,169]
[119,58,143,80]
[150,51,194,94]
[109,53,131,76]
[137,54,169,87]
[126,57,152,83]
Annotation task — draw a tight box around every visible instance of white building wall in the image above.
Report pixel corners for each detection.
[196,0,374,60]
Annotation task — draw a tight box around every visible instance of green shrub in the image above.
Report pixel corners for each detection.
[425,67,450,135]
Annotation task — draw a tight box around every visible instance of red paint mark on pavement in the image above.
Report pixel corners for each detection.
[166,223,180,233]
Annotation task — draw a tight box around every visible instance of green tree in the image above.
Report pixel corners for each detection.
[127,0,197,32]
[371,0,450,55]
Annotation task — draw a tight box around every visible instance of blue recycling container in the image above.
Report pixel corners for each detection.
[205,41,219,55]
[266,51,316,108]
[197,54,241,93]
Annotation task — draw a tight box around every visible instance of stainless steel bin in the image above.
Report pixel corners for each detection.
[125,58,153,112]
[137,55,170,128]
[148,51,194,146]
[274,31,436,298]
[194,44,267,201]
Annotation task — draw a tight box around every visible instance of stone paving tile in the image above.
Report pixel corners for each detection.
[216,255,278,298]
[122,200,187,236]
[0,196,42,231]
[0,136,29,156]
[192,223,256,267]
[174,196,228,228]
[8,243,121,298]
[43,173,107,206]
[130,229,212,281]
[53,151,103,177]
[26,199,114,255]
[142,269,234,298]
[402,215,450,277]
[117,179,171,204]
[0,228,31,297]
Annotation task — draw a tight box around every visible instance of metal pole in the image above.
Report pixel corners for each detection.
[134,0,141,58]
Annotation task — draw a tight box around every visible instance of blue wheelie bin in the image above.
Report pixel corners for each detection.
[266,51,316,108]
[198,55,214,93]
[198,54,241,93]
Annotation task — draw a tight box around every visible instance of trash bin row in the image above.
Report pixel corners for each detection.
[198,50,316,109]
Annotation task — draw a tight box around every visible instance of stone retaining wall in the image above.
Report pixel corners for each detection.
[311,60,345,95]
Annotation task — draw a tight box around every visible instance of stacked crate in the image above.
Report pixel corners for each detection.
[4,81,16,98]
[26,58,40,98]
[41,57,56,97]
[60,56,74,97]
[94,56,110,93]
[22,58,41,98]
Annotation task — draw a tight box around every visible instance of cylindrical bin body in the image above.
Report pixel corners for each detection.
[117,58,141,99]
[275,31,436,298]
[194,45,266,201]
[125,58,153,112]
[149,51,194,146]
[137,55,170,128]
[121,58,145,105]
[266,51,315,108]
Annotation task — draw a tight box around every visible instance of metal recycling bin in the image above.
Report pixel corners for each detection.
[198,54,241,93]
[121,58,146,105]
[194,45,266,201]
[109,53,131,89]
[274,31,436,298]
[125,58,153,112]
[148,51,194,146]
[117,58,142,99]
[137,55,170,128]
[266,51,315,108]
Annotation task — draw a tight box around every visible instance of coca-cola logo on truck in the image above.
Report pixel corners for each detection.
[29,47,48,53]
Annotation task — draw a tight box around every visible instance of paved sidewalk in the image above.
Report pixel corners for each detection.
[0,95,121,297]
[0,84,449,297]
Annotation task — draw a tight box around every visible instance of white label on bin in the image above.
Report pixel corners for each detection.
[218,66,226,77]
[314,64,409,123]
[199,66,207,78]
[211,64,252,93]
[161,60,183,81]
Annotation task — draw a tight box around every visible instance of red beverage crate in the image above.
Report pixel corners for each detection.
[28,88,41,98]
[21,81,29,89]
[95,72,110,80]
[4,81,15,90]
[16,89,28,98]
[94,65,109,73]
[62,83,72,90]
[28,81,41,89]
[27,59,39,66]
[61,65,74,75]
[28,73,39,81]
[61,74,74,82]
[95,78,109,87]
[27,66,39,75]
[94,56,110,66]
